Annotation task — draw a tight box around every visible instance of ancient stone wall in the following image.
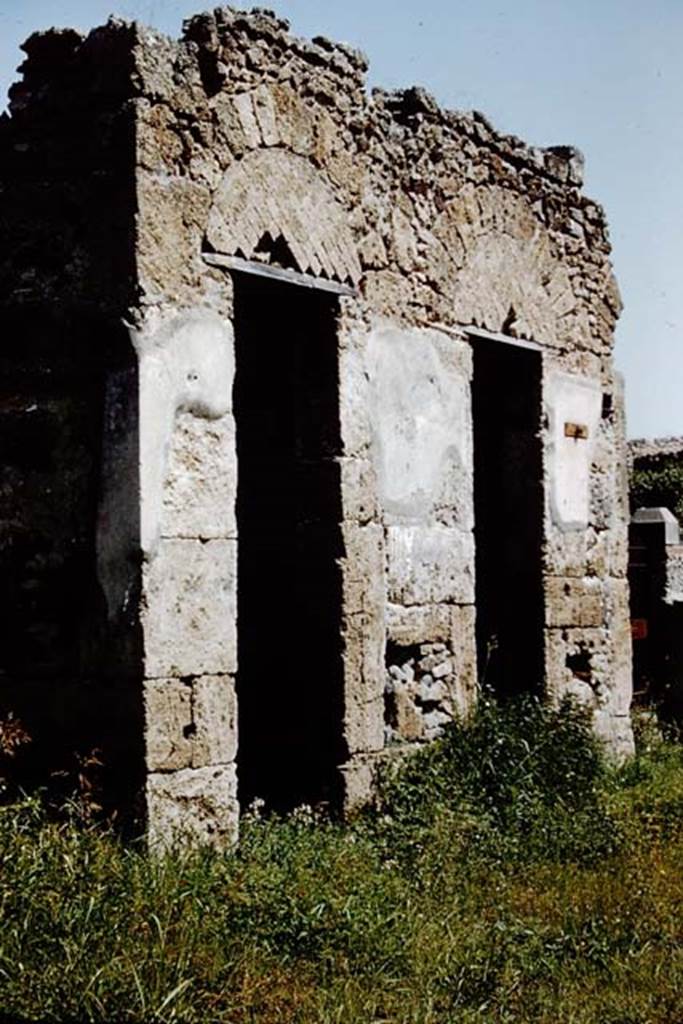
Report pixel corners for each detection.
[0,6,634,845]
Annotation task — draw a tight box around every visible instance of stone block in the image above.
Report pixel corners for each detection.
[144,678,192,772]
[343,692,384,755]
[161,413,237,541]
[192,675,237,768]
[339,755,378,812]
[545,577,605,628]
[386,603,452,646]
[142,538,237,678]
[145,675,237,772]
[270,82,317,156]
[147,764,238,851]
[450,604,477,711]
[545,525,608,579]
[593,712,634,760]
[338,334,373,459]
[604,579,633,717]
[389,684,425,742]
[341,523,385,616]
[545,626,609,709]
[137,175,210,303]
[340,456,379,525]
[386,525,474,606]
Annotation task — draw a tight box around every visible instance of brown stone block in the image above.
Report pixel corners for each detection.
[545,577,604,628]
[144,678,193,772]
[137,175,210,302]
[192,675,238,768]
[450,604,478,712]
[343,692,384,755]
[341,522,385,616]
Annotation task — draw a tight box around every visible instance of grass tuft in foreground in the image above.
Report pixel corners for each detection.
[0,696,680,1023]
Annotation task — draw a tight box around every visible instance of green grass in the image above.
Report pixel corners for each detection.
[0,697,681,1023]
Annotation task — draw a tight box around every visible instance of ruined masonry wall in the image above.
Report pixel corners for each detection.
[0,6,633,845]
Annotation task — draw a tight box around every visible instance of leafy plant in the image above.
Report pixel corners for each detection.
[631,455,683,523]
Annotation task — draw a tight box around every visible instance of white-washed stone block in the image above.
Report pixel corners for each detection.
[161,413,237,540]
[386,525,474,605]
[142,538,237,678]
[147,763,238,850]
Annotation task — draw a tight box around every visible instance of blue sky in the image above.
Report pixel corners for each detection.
[2,0,681,439]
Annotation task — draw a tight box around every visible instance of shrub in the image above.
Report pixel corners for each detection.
[374,693,617,864]
[631,456,683,522]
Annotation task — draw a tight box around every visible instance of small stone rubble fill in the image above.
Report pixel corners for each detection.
[385,642,455,745]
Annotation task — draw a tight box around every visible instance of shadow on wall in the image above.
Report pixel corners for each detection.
[0,309,144,827]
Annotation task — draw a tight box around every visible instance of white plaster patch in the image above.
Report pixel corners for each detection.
[385,525,475,606]
[366,324,471,522]
[129,308,234,555]
[545,371,601,531]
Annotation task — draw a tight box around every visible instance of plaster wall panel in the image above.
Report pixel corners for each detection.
[545,371,602,533]
[132,308,234,556]
[366,323,473,528]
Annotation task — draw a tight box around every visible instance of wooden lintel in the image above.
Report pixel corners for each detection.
[202,252,359,297]
[464,325,543,352]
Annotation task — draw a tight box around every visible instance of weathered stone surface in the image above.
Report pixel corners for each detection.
[191,675,237,767]
[0,4,634,842]
[339,457,379,525]
[386,603,452,646]
[147,764,238,850]
[344,693,385,754]
[339,756,378,812]
[161,413,237,540]
[144,678,193,771]
[142,539,237,679]
[134,308,235,555]
[386,525,475,606]
[545,577,605,628]
[144,675,237,771]
[449,604,478,713]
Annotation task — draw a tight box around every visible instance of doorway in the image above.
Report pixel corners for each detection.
[233,273,345,812]
[472,340,545,696]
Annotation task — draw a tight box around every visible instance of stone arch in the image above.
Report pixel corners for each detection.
[428,184,588,347]
[205,149,362,285]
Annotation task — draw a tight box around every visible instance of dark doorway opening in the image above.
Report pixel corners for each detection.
[233,273,345,813]
[472,340,545,696]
